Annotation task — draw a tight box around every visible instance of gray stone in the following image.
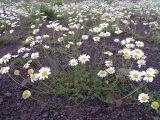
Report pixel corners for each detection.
[4,92,12,97]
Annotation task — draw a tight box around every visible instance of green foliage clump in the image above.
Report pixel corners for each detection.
[0,33,12,45]
[150,31,160,44]
[39,4,58,20]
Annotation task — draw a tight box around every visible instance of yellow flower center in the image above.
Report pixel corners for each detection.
[14,70,20,76]
[27,36,32,39]
[31,74,35,79]
[28,69,34,75]
[22,91,28,97]
[2,56,7,61]
[124,52,129,56]
[135,50,140,54]
[108,69,113,73]
[146,73,152,78]
[141,96,147,101]
[82,57,87,61]
[100,71,106,75]
[71,61,77,65]
[133,74,139,78]
[154,69,159,74]
[42,71,47,77]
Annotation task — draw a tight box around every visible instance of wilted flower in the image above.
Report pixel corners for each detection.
[151,101,159,110]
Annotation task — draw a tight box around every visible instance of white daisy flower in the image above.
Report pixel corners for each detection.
[147,68,159,75]
[129,70,143,82]
[122,48,132,59]
[104,51,113,56]
[38,67,51,80]
[132,49,144,60]
[106,67,115,74]
[44,45,50,49]
[93,36,100,42]
[0,66,10,74]
[92,27,102,33]
[31,25,35,29]
[114,38,120,43]
[138,93,149,103]
[137,60,146,68]
[31,52,39,59]
[105,60,113,67]
[143,71,155,82]
[18,47,26,54]
[99,23,109,29]
[30,74,39,83]
[1,53,11,64]
[69,58,78,66]
[135,41,144,47]
[98,70,107,78]
[23,63,30,69]
[78,54,90,64]
[23,53,29,58]
[9,29,14,34]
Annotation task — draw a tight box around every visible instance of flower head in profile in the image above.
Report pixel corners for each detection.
[0,66,10,74]
[22,90,31,99]
[1,53,11,64]
[138,93,149,103]
[104,51,113,56]
[69,58,78,66]
[78,54,90,64]
[147,68,159,75]
[30,73,39,82]
[38,67,51,80]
